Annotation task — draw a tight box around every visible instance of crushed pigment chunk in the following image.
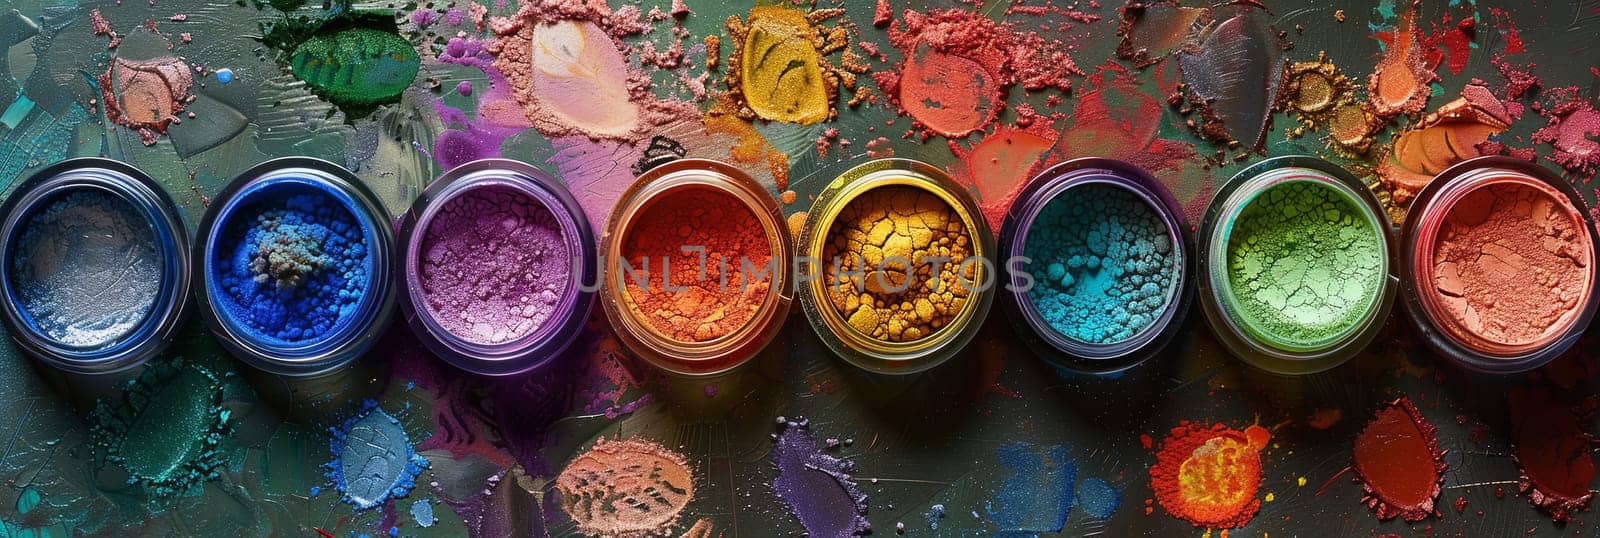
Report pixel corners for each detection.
[821,186,976,343]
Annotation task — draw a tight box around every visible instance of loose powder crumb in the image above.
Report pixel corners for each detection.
[418,185,571,345]
[213,187,372,345]
[1023,184,1179,345]
[1224,179,1385,350]
[11,190,161,348]
[821,186,975,343]
[1429,182,1592,349]
[620,187,772,342]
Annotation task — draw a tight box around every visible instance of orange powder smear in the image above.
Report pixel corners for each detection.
[1367,5,1436,118]
[621,187,772,343]
[1430,182,1593,349]
[556,438,695,537]
[1149,422,1270,529]
[1379,85,1511,202]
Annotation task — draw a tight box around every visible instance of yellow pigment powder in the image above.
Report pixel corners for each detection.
[821,186,976,342]
[737,6,832,124]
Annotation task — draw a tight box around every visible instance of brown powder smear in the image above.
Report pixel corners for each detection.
[1430,182,1593,349]
[555,438,695,537]
[822,186,976,343]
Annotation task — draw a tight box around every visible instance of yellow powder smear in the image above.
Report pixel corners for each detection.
[740,7,831,124]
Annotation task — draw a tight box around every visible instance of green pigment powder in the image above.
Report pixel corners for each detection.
[1222,180,1385,351]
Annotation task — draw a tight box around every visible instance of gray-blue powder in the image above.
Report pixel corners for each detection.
[10,190,161,347]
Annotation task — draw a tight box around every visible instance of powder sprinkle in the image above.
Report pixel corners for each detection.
[1352,397,1445,521]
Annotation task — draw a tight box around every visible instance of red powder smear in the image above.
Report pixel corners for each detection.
[89,9,120,49]
[1059,64,1209,221]
[1149,422,1271,529]
[487,0,696,140]
[1418,13,1473,76]
[948,123,1060,231]
[620,187,772,342]
[1509,386,1596,522]
[873,9,1081,139]
[1530,92,1600,177]
[99,57,192,146]
[1378,84,1511,201]
[1352,397,1445,522]
[1115,1,1211,68]
[1488,7,1525,55]
[1429,182,1593,349]
[1367,2,1437,118]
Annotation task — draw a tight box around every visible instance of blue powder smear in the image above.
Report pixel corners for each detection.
[987,443,1075,534]
[1075,477,1120,519]
[326,401,429,510]
[10,190,161,348]
[212,183,372,346]
[410,499,436,527]
[1023,184,1178,345]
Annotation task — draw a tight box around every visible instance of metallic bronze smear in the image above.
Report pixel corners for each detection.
[1277,52,1355,135]
[1116,0,1212,68]
[1176,9,1281,151]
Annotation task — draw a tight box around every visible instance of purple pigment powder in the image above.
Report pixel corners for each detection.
[417,184,571,345]
[773,419,871,536]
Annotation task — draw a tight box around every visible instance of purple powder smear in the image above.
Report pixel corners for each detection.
[773,419,871,536]
[417,184,571,345]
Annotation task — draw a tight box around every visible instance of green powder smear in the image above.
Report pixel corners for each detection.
[1222,179,1385,351]
[288,27,419,108]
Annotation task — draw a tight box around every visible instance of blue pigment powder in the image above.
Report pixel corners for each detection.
[1075,477,1120,519]
[211,184,371,345]
[1022,184,1179,345]
[326,401,428,510]
[10,190,161,348]
[988,443,1076,534]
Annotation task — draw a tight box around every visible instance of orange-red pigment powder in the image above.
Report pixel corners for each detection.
[621,187,772,342]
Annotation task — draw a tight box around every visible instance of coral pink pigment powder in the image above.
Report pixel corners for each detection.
[1427,181,1593,351]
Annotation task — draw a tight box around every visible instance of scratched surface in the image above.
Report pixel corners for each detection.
[0,0,1597,536]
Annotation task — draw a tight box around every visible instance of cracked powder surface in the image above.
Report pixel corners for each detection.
[821,186,975,343]
[1223,179,1385,350]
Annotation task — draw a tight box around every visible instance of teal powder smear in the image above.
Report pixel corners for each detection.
[1023,184,1179,344]
[11,190,161,348]
[92,359,233,497]
[987,443,1075,535]
[1223,180,1385,351]
[326,401,429,510]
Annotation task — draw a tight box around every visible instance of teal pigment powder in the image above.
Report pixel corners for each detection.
[1022,184,1179,344]
[10,190,161,347]
[212,185,372,345]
